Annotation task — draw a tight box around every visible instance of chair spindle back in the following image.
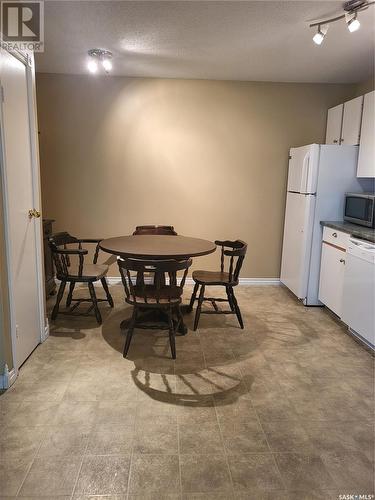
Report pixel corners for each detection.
[49,232,84,279]
[118,258,192,305]
[133,225,178,236]
[215,240,247,284]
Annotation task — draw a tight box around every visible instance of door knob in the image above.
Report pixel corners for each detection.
[28,208,41,219]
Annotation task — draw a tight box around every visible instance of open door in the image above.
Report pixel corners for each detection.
[0,49,44,369]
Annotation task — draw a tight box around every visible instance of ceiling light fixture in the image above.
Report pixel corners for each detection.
[87,48,113,74]
[87,59,98,73]
[309,0,373,44]
[347,12,361,31]
[313,25,328,45]
[102,58,112,72]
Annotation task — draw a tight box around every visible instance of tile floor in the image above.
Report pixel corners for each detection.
[0,284,374,499]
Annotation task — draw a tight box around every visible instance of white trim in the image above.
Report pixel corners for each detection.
[348,327,375,352]
[238,278,280,285]
[26,53,46,348]
[103,277,281,286]
[0,48,19,377]
[41,318,50,342]
[105,277,122,286]
[0,364,17,390]
[4,47,30,67]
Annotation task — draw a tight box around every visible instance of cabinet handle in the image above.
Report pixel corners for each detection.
[340,258,345,264]
[333,139,338,144]
[332,232,337,237]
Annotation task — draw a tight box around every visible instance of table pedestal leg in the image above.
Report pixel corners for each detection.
[120,307,188,335]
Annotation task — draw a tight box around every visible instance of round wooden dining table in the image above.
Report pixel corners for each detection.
[99,235,216,260]
[99,235,216,334]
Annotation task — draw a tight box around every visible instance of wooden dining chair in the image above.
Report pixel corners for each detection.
[131,226,178,287]
[133,225,178,235]
[189,240,247,330]
[118,257,192,359]
[49,232,114,324]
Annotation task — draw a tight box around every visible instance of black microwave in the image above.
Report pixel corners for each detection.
[344,193,375,228]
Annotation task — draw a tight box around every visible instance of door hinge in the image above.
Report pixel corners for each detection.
[15,325,19,339]
[288,155,292,159]
[1,86,4,102]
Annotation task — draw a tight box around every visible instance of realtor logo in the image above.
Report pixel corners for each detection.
[1,1,44,51]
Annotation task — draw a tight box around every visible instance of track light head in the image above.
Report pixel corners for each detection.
[313,29,324,45]
[102,58,112,72]
[347,13,361,32]
[87,60,98,73]
[313,25,328,45]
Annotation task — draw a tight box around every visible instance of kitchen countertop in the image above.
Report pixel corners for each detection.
[321,221,375,243]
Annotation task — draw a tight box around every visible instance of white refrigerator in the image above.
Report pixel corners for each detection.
[280,144,368,306]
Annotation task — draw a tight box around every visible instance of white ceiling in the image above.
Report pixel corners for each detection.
[35,0,375,83]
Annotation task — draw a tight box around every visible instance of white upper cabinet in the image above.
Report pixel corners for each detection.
[341,95,364,146]
[357,91,375,178]
[325,104,343,145]
[325,96,364,146]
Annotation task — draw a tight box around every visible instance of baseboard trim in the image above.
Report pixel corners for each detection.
[238,278,280,286]
[0,364,17,390]
[41,319,50,342]
[104,277,280,286]
[58,277,281,288]
[348,327,375,352]
[105,277,122,286]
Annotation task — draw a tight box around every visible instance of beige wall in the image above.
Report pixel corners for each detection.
[353,77,375,97]
[36,74,357,278]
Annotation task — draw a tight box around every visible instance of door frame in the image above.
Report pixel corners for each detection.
[0,48,46,385]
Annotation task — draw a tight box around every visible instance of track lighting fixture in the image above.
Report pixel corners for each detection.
[309,0,373,45]
[87,48,113,74]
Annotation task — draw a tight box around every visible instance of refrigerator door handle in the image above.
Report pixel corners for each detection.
[301,153,310,193]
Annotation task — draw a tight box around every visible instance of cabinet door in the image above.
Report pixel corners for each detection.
[325,104,343,144]
[318,242,346,317]
[341,95,364,145]
[357,91,375,177]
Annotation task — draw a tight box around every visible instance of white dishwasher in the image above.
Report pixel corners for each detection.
[342,237,375,349]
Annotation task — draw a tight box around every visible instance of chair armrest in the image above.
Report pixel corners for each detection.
[215,240,244,249]
[215,240,234,247]
[76,238,103,244]
[76,239,103,264]
[55,248,88,255]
